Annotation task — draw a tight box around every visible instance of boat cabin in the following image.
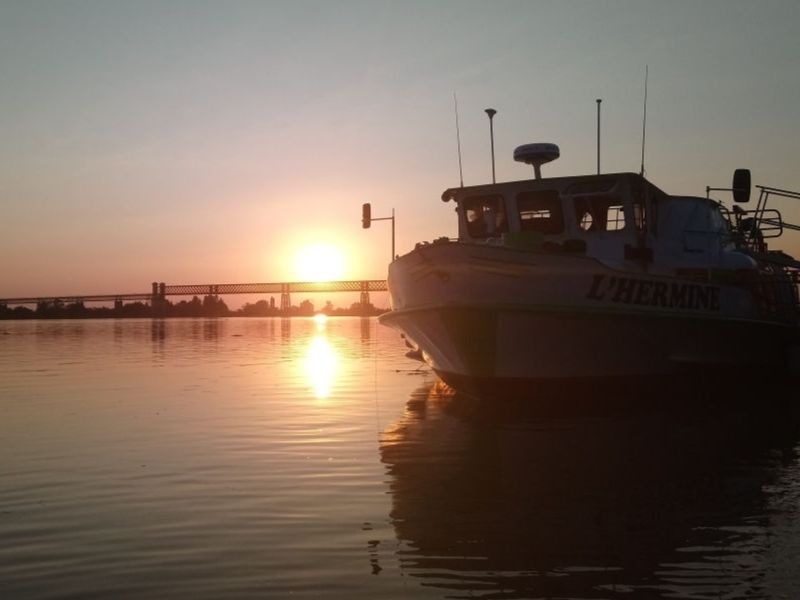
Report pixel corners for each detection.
[441,171,755,272]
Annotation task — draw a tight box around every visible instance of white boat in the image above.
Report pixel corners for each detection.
[378,143,800,398]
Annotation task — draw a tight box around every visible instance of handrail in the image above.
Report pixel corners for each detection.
[725,183,800,252]
[756,185,800,200]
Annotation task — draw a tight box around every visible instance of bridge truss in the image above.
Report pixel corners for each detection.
[0,279,388,310]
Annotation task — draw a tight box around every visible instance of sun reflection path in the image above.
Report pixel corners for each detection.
[303,325,339,400]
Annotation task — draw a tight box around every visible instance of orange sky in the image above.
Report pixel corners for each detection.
[1,1,799,299]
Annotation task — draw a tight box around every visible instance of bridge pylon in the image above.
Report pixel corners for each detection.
[280,284,291,313]
[151,282,167,316]
[359,281,371,312]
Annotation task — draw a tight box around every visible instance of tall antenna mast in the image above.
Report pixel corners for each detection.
[453,93,464,187]
[485,108,497,184]
[640,65,648,177]
[596,98,602,174]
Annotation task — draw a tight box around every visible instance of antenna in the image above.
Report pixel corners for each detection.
[514,143,560,179]
[596,98,602,174]
[453,93,464,187]
[640,65,648,177]
[485,108,497,183]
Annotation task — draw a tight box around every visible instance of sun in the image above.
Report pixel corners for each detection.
[294,243,346,282]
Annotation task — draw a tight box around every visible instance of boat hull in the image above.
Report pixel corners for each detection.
[382,304,798,398]
[380,243,800,398]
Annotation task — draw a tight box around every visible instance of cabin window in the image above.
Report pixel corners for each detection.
[463,194,508,238]
[573,196,627,233]
[516,190,564,234]
[606,205,626,231]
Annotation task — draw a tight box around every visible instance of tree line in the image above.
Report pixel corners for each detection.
[0,296,385,319]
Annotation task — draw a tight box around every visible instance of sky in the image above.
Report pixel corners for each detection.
[1,0,799,298]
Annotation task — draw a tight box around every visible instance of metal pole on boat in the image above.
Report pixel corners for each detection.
[454,92,464,187]
[391,208,395,261]
[596,98,601,174]
[485,108,497,183]
[640,65,648,177]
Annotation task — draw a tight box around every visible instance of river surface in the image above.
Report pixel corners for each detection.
[1,317,799,599]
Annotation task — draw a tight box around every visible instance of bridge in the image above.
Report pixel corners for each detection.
[0,280,388,312]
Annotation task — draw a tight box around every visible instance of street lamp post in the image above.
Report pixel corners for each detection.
[362,203,396,262]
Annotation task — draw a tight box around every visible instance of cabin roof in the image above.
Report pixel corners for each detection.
[441,171,668,202]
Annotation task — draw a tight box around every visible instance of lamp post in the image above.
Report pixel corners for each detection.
[362,203,395,262]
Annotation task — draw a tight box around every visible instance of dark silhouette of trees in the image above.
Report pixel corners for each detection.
[165,295,229,317]
[296,299,315,316]
[238,300,279,317]
[117,302,151,318]
[1,296,385,319]
[0,305,34,319]
[201,295,229,317]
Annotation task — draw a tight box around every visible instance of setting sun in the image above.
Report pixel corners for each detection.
[294,243,346,282]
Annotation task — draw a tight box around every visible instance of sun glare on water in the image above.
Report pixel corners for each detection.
[303,335,338,399]
[294,244,346,282]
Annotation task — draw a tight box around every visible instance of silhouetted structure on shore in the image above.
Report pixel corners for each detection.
[0,296,385,320]
[0,279,388,319]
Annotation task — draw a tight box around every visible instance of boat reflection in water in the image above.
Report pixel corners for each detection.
[380,383,800,598]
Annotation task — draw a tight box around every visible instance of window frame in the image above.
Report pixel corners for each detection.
[515,189,565,235]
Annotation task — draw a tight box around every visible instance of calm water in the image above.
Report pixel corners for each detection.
[1,317,799,599]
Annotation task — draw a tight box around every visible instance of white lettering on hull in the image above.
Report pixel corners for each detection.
[586,274,721,311]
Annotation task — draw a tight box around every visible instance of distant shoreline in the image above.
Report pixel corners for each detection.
[0,298,387,320]
[0,313,388,320]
